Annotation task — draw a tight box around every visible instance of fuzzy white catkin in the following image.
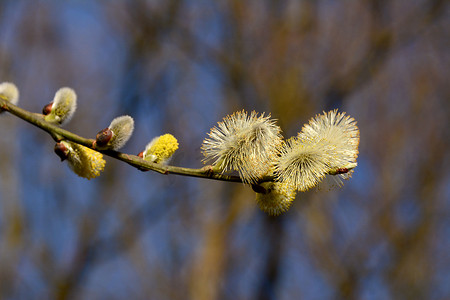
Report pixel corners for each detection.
[299,110,359,168]
[202,110,283,184]
[45,87,77,126]
[0,82,19,105]
[107,115,134,150]
[275,110,359,191]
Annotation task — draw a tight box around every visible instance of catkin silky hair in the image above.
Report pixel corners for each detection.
[44,87,77,126]
[202,110,282,184]
[55,141,105,179]
[275,110,359,191]
[94,115,135,151]
[0,82,19,106]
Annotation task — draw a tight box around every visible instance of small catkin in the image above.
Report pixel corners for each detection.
[143,134,179,164]
[255,182,297,216]
[44,87,77,126]
[95,115,135,151]
[0,82,19,106]
[60,141,105,179]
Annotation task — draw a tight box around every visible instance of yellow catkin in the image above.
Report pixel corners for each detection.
[143,134,179,164]
[62,141,106,179]
[255,182,296,216]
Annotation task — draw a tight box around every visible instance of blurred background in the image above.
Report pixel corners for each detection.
[0,1,449,299]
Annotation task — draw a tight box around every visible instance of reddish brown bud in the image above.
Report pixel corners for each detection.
[335,167,349,174]
[95,128,113,148]
[54,142,69,161]
[42,102,53,115]
[137,151,149,171]
[252,184,270,194]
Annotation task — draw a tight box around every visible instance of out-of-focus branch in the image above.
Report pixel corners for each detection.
[0,98,355,183]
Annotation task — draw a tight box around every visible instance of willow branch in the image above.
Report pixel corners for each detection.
[0,98,243,182]
[0,98,355,183]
